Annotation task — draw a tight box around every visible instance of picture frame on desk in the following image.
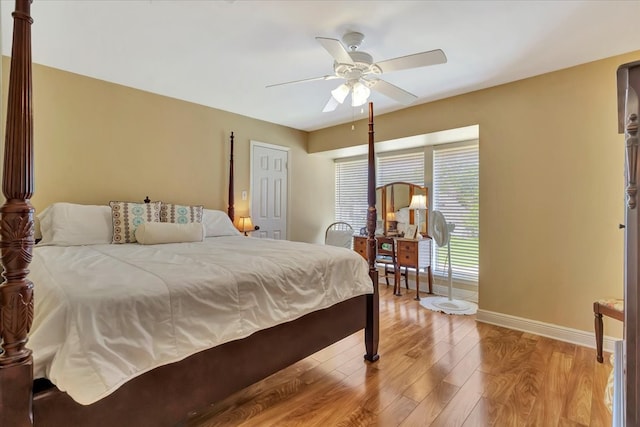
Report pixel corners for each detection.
[405,224,418,240]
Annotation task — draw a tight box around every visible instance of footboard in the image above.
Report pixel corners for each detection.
[31,296,367,427]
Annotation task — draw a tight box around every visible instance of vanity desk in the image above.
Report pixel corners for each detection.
[353,180,433,299]
[353,234,433,300]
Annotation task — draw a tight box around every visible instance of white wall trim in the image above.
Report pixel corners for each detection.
[377,271,478,303]
[250,140,291,151]
[476,309,619,353]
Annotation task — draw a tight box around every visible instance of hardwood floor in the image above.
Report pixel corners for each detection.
[187,286,613,427]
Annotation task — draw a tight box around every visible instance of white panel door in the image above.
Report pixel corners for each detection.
[251,142,288,240]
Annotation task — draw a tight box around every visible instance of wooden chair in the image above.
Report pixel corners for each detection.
[375,237,407,296]
[594,298,624,363]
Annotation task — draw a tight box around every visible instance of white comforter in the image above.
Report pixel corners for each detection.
[28,236,372,405]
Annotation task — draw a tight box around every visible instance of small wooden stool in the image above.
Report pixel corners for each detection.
[593,298,624,363]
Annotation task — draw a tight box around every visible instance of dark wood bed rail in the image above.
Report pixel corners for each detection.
[228,131,235,222]
[0,1,35,426]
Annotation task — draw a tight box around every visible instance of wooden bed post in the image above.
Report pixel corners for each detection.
[364,102,379,362]
[0,0,35,426]
[228,132,235,222]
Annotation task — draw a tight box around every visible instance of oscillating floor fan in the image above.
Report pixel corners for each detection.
[420,210,478,315]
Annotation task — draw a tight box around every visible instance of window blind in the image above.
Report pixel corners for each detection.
[335,158,368,232]
[432,143,479,284]
[377,151,425,186]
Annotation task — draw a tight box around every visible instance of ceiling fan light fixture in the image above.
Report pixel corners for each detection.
[351,81,371,107]
[331,84,350,104]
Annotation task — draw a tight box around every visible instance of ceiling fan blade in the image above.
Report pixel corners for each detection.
[322,96,340,113]
[368,78,417,105]
[316,37,355,65]
[266,75,338,88]
[376,49,447,73]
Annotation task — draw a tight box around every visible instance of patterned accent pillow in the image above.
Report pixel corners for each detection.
[110,201,161,243]
[160,203,203,224]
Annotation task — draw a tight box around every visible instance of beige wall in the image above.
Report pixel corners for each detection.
[2,49,634,336]
[1,57,334,243]
[309,51,640,336]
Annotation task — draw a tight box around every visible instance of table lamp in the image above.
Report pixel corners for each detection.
[408,194,428,236]
[237,216,255,236]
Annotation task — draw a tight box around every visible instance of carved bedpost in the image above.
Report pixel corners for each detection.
[364,102,379,362]
[617,60,640,427]
[228,132,235,222]
[0,0,35,426]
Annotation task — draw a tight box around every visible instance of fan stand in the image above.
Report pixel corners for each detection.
[420,238,478,315]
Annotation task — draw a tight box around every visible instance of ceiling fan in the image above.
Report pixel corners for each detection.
[266,31,447,112]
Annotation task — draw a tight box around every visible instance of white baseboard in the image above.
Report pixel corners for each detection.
[377,268,478,303]
[476,309,619,353]
[431,283,478,303]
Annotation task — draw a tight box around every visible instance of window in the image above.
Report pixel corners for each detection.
[335,144,479,286]
[377,151,424,186]
[432,142,479,284]
[335,157,368,232]
[335,151,425,232]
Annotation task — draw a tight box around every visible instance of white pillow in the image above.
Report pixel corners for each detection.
[135,222,205,245]
[38,203,113,246]
[202,209,241,237]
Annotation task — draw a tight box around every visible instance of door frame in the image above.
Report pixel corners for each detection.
[249,140,290,239]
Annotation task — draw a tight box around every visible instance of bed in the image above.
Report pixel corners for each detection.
[0,1,380,426]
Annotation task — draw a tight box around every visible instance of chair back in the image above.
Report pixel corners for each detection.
[325,222,354,248]
[376,236,396,263]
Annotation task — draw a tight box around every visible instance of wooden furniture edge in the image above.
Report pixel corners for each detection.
[228,131,235,222]
[0,1,35,426]
[617,60,640,426]
[365,102,380,362]
[593,301,624,363]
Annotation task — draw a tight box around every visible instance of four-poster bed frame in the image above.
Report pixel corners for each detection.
[0,1,379,426]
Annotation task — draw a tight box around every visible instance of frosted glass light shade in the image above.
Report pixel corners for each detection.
[351,81,371,107]
[331,84,350,104]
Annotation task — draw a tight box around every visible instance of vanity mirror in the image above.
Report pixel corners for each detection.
[376,181,428,237]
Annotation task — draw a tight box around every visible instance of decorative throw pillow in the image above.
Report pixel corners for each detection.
[160,203,203,224]
[110,201,161,243]
[135,222,205,245]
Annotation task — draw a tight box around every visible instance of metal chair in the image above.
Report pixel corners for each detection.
[324,222,354,249]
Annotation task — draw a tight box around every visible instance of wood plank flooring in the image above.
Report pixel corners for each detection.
[187,286,613,427]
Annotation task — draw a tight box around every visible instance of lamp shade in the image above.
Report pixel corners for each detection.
[237,216,255,235]
[409,194,427,210]
[386,212,396,221]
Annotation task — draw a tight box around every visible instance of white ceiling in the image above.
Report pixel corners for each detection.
[2,0,639,132]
